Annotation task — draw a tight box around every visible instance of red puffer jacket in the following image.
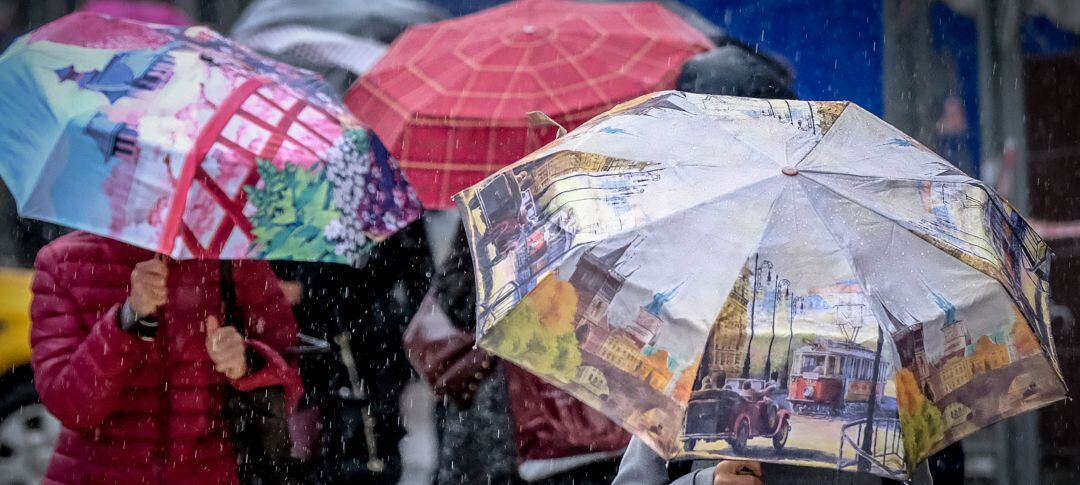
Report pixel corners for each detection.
[30,232,302,485]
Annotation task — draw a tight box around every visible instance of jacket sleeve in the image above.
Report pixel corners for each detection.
[671,467,716,485]
[613,437,715,485]
[29,247,153,430]
[230,260,303,412]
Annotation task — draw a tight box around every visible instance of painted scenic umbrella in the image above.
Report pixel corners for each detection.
[0,12,421,266]
[453,91,1066,480]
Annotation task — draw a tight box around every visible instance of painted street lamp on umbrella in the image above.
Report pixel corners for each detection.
[783,292,806,385]
[741,255,772,378]
[763,278,789,381]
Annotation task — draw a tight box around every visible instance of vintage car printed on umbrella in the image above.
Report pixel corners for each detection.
[454,91,1066,479]
[0,13,421,265]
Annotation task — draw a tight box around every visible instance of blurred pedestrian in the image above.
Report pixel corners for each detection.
[417,225,625,485]
[272,220,432,484]
[29,231,301,484]
[935,95,975,177]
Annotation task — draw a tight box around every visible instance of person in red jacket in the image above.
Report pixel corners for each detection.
[29,231,302,485]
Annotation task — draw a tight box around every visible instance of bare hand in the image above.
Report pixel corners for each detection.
[129,256,168,317]
[714,460,763,485]
[206,315,247,380]
[278,280,303,306]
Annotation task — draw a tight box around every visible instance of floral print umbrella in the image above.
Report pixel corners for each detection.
[0,12,421,265]
[454,91,1066,479]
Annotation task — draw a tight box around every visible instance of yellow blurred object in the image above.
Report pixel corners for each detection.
[0,267,33,373]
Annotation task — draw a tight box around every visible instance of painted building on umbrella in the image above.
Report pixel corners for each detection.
[968,333,1012,375]
[636,348,674,393]
[571,240,636,332]
[55,47,176,103]
[626,284,681,347]
[597,332,644,375]
[708,267,752,379]
[939,354,974,396]
[895,293,1035,406]
[575,365,611,398]
[525,151,651,192]
[570,239,685,395]
[85,113,139,163]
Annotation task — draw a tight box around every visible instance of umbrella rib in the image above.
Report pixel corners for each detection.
[581,171,784,262]
[798,174,1062,394]
[798,168,970,184]
[794,176,903,337]
[797,174,1035,318]
[798,172,1006,271]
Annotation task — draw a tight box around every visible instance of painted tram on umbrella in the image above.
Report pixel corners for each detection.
[787,303,892,416]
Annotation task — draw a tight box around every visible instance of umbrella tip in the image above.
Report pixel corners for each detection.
[782,166,799,176]
[527,111,567,138]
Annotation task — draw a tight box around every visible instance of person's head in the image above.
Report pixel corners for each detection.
[676,37,796,100]
[743,381,753,390]
[770,371,779,381]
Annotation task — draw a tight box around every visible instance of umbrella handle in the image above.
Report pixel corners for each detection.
[527,111,566,138]
[333,332,386,473]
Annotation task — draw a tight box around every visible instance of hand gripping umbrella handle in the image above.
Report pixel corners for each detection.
[333,332,386,473]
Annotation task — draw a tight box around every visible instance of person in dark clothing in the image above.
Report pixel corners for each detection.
[676,38,797,100]
[430,224,623,485]
[271,220,433,485]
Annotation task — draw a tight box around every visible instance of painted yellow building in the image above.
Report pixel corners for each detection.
[635,349,674,393]
[939,355,973,396]
[672,355,703,403]
[969,335,1010,375]
[708,267,751,377]
[1011,314,1042,358]
[599,333,646,375]
[530,152,652,190]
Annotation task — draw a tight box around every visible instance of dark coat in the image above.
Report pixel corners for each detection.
[272,219,432,484]
[432,226,620,485]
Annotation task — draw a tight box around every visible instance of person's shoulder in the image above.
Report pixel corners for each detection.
[35,232,143,269]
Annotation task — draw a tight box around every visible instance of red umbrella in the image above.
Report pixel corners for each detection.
[346,0,712,209]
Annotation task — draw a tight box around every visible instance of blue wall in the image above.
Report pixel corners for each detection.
[683,0,883,114]
[437,0,885,114]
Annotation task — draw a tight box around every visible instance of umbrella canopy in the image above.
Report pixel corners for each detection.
[454,91,1066,479]
[581,0,725,44]
[230,0,449,45]
[234,25,388,91]
[346,0,713,209]
[0,12,421,266]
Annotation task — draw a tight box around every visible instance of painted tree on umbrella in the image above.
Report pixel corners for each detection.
[455,91,1066,479]
[0,13,421,265]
